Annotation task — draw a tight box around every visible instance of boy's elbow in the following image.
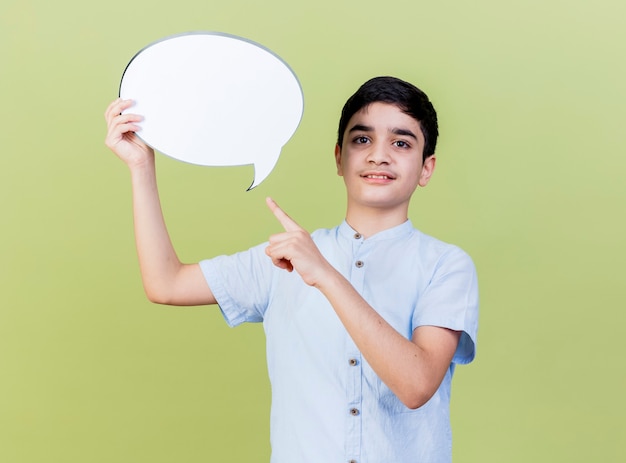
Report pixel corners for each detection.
[146,293,167,305]
[144,285,174,305]
[401,394,430,411]
[398,385,437,410]
[145,291,166,305]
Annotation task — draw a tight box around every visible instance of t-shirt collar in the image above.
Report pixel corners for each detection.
[338,219,413,242]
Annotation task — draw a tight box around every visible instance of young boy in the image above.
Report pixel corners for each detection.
[105,76,478,463]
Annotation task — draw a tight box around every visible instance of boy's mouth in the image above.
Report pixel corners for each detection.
[361,171,396,180]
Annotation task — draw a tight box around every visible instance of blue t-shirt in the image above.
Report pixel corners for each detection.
[200,220,479,463]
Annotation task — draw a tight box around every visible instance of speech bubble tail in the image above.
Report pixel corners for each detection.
[247,154,280,191]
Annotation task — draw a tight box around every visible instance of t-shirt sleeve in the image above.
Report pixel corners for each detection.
[199,242,274,327]
[412,246,479,365]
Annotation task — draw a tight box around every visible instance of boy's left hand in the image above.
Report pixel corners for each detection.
[265,197,334,287]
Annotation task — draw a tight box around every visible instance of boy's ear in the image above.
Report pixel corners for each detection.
[418,155,436,187]
[335,144,343,176]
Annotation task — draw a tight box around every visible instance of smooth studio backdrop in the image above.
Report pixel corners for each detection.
[1,1,624,462]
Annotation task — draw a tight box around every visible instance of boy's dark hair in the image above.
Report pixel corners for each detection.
[337,76,439,160]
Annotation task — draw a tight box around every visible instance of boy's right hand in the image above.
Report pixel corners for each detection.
[104,98,154,168]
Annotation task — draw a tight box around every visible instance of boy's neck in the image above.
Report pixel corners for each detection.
[344,205,409,239]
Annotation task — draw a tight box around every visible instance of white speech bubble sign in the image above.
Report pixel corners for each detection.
[119,32,304,190]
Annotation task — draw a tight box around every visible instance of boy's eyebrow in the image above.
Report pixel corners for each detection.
[391,128,418,140]
[348,124,418,140]
[348,124,373,133]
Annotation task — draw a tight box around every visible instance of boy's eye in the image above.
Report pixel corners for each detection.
[354,136,370,144]
[394,140,410,148]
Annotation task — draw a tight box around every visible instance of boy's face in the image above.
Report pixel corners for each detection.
[335,102,435,214]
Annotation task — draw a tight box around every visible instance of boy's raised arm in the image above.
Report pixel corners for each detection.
[104,98,216,306]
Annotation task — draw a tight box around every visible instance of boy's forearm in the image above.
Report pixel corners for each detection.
[128,161,183,302]
[264,198,456,407]
[316,269,458,409]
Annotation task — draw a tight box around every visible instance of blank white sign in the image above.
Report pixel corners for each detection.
[119,32,304,189]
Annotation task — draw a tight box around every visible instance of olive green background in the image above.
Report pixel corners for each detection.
[1,0,624,462]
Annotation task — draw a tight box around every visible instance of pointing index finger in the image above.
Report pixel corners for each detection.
[266,197,302,232]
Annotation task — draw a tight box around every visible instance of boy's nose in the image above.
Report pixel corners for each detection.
[366,143,391,165]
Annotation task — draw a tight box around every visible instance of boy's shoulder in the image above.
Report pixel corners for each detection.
[410,227,476,272]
